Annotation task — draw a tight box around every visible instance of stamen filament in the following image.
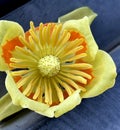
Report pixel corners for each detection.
[48,80,52,105]
[39,23,44,47]
[33,78,42,99]
[29,29,39,43]
[51,78,64,102]
[61,69,92,79]
[23,80,33,95]
[44,78,50,104]
[14,46,39,61]
[30,21,35,32]
[10,62,37,68]
[36,79,44,102]
[10,57,37,64]
[62,53,87,63]
[16,71,38,88]
[59,46,84,59]
[19,36,33,51]
[62,63,92,70]
[55,77,73,96]
[11,70,30,76]
[55,30,70,55]
[51,24,62,47]
[57,74,86,91]
[60,71,87,84]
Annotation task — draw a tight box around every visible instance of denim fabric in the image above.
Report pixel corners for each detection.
[0,0,120,130]
[1,0,120,49]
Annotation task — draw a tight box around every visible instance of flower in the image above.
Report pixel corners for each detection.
[0,16,117,117]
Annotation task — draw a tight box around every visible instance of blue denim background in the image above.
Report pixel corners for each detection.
[0,0,120,130]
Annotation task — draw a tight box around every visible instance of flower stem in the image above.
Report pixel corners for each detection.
[0,93,22,121]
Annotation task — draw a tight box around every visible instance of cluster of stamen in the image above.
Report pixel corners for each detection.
[10,21,93,106]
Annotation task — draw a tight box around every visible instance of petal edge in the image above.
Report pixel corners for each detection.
[81,50,117,98]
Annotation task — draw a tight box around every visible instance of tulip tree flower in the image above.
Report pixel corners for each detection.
[0,7,117,120]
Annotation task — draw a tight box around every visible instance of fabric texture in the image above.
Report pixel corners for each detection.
[0,0,120,130]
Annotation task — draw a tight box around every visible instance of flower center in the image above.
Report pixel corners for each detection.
[38,55,60,77]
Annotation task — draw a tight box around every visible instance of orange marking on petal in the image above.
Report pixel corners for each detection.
[13,76,22,82]
[83,69,94,84]
[13,76,23,92]
[69,31,87,54]
[76,69,94,88]
[77,41,87,54]
[19,87,23,92]
[69,31,82,41]
[63,90,69,99]
[27,93,34,99]
[50,101,60,107]
[2,37,24,65]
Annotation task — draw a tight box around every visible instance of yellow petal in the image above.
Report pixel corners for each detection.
[5,71,49,112]
[54,89,81,117]
[81,50,117,98]
[0,20,24,71]
[62,17,98,62]
[36,89,81,117]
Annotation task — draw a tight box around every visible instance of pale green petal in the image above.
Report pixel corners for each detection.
[81,50,117,98]
[36,89,81,118]
[62,17,98,62]
[0,20,24,71]
[5,71,49,112]
[0,20,24,45]
[5,71,81,118]
[58,6,97,25]
[0,47,9,70]
[54,89,81,117]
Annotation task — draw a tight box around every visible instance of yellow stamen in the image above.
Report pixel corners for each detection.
[29,22,39,43]
[16,71,38,88]
[61,69,92,79]
[23,80,33,95]
[62,63,92,70]
[62,53,87,62]
[44,78,49,104]
[28,36,36,51]
[57,74,86,91]
[55,30,71,55]
[30,21,35,32]
[39,23,44,47]
[51,24,62,47]
[36,79,44,102]
[10,61,37,68]
[51,78,64,102]
[60,71,87,84]
[33,78,42,100]
[29,29,39,44]
[55,77,73,95]
[47,80,52,105]
[11,70,30,76]
[59,46,84,59]
[26,76,40,97]
[10,57,37,64]
[14,46,38,60]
